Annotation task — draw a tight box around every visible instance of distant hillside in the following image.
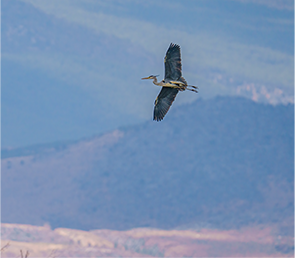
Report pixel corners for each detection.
[2,96,294,231]
[78,96,294,230]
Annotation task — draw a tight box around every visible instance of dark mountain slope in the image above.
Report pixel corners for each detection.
[2,97,293,231]
[79,97,293,229]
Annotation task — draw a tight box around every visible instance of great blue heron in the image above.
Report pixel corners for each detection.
[142,43,197,121]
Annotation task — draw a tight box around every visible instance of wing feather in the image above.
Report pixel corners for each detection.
[164,43,182,81]
[153,87,179,121]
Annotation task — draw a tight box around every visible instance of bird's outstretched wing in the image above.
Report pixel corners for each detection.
[153,87,179,121]
[164,43,182,81]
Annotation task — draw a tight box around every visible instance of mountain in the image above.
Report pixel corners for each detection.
[2,0,293,147]
[2,96,294,232]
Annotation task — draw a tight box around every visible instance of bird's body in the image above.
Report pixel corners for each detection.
[150,77,186,90]
[142,43,197,121]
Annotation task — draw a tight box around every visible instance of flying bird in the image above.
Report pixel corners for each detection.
[142,43,197,121]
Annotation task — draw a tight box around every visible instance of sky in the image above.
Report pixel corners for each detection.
[2,0,294,148]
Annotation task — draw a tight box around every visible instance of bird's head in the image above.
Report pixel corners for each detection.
[141,75,159,80]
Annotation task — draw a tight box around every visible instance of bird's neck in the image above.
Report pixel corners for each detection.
[152,77,161,86]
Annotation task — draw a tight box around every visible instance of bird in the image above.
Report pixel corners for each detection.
[142,43,198,121]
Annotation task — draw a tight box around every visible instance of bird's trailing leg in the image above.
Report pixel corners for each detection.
[169,81,197,89]
[186,87,198,93]
[163,83,198,92]
[188,85,198,89]
[187,85,198,93]
[169,81,198,92]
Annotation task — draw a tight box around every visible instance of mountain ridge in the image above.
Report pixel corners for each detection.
[2,96,293,232]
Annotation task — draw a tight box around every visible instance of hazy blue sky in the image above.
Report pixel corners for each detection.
[2,0,294,147]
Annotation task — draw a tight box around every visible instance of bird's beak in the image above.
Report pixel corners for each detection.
[141,76,150,80]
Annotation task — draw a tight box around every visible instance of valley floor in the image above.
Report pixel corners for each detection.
[1,223,293,257]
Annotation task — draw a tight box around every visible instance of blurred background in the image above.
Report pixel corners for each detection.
[1,0,294,257]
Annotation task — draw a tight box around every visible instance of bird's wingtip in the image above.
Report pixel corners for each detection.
[169,42,180,49]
